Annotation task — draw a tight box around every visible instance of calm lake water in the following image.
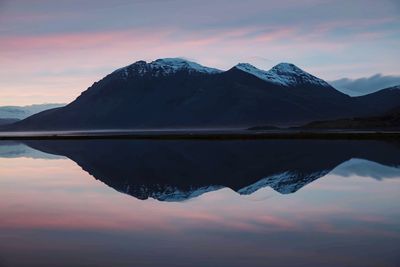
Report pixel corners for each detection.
[0,139,399,267]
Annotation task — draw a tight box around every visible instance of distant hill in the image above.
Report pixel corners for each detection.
[0,103,65,120]
[304,97,400,130]
[0,118,20,126]
[3,58,400,131]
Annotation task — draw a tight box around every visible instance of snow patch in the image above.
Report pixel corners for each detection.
[268,63,331,87]
[235,62,330,87]
[114,58,222,78]
[235,63,287,86]
[114,58,331,87]
[238,170,329,195]
[149,185,224,202]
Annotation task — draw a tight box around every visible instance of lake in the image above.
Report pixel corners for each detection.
[0,139,399,267]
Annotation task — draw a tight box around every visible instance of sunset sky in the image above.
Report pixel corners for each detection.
[1,0,399,105]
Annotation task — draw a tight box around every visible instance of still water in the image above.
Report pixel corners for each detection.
[0,139,399,267]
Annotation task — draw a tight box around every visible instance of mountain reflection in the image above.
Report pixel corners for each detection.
[16,139,400,201]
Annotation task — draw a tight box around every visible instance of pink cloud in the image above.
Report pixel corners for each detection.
[0,21,399,105]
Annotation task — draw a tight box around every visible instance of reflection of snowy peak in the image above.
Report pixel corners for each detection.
[123,184,224,202]
[114,58,222,78]
[238,170,330,195]
[235,62,330,87]
[24,139,400,202]
[119,170,330,202]
[130,160,400,201]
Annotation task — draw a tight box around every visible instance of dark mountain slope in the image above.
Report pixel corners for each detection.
[3,60,353,130]
[0,118,20,126]
[4,59,400,131]
[304,104,400,130]
[354,86,400,116]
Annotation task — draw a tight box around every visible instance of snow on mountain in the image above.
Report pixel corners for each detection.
[151,58,222,74]
[268,63,331,87]
[235,62,330,87]
[237,170,329,195]
[234,63,286,85]
[113,58,331,87]
[114,58,222,78]
[150,185,224,202]
[124,184,224,202]
[124,169,332,201]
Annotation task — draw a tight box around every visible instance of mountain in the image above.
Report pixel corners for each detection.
[235,62,331,87]
[304,86,400,129]
[4,58,400,131]
[353,85,400,114]
[304,105,400,130]
[0,118,20,126]
[23,139,400,201]
[0,103,65,120]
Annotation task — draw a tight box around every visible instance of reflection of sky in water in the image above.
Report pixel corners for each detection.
[0,151,399,266]
[0,141,63,159]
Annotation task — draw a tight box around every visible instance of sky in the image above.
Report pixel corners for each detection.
[330,74,400,96]
[0,0,399,106]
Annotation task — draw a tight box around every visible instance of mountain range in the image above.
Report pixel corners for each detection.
[0,103,65,120]
[3,58,400,130]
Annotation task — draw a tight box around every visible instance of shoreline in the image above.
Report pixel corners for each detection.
[0,130,400,140]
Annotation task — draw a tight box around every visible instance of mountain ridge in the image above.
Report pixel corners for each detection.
[3,58,400,131]
[113,58,223,78]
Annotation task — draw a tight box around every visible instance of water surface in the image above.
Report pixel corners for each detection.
[0,140,399,267]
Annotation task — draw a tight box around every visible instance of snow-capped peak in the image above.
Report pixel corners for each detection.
[268,63,331,87]
[234,63,286,85]
[151,58,222,74]
[113,58,330,87]
[234,62,330,87]
[114,58,222,78]
[269,62,303,74]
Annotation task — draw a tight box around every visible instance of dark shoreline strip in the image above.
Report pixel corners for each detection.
[0,132,400,140]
